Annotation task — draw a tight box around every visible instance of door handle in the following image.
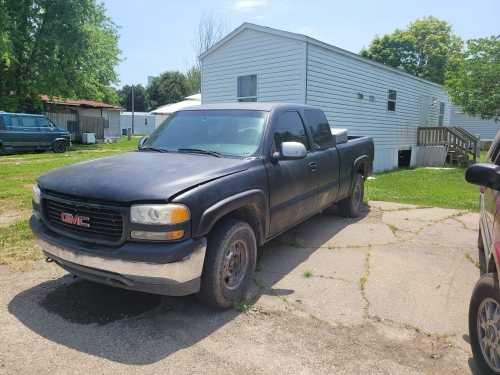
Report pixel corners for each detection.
[308,162,317,171]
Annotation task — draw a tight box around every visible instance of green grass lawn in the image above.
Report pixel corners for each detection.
[0,137,141,268]
[366,167,479,211]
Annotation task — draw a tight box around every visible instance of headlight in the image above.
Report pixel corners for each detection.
[32,184,41,205]
[130,204,190,225]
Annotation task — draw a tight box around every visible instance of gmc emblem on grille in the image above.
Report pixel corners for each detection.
[60,212,90,228]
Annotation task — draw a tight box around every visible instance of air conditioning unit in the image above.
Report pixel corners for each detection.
[82,133,96,144]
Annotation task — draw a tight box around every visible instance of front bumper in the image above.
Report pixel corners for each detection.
[30,216,206,296]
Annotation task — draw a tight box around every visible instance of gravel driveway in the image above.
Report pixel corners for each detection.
[0,201,481,374]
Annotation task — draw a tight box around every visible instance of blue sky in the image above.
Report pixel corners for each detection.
[102,0,500,87]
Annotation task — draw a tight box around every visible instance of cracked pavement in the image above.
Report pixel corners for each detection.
[0,202,481,374]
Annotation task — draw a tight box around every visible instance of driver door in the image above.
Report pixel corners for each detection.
[267,111,315,236]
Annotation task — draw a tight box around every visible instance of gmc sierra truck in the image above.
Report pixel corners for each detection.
[30,103,374,309]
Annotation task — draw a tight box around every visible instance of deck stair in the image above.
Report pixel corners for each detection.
[417,127,479,166]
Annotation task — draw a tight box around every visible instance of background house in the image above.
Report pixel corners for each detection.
[200,23,498,171]
[149,94,201,125]
[120,112,157,135]
[41,96,122,142]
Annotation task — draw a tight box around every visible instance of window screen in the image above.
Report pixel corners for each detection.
[237,74,257,102]
[387,89,397,112]
[273,111,309,151]
[303,109,334,149]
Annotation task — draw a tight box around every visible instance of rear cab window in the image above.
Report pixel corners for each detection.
[303,109,334,150]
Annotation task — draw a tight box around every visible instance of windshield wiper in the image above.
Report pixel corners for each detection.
[140,146,169,153]
[177,148,221,157]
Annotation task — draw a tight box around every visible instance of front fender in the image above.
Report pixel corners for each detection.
[195,189,268,242]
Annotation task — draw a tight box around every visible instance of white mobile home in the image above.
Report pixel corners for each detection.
[201,23,498,171]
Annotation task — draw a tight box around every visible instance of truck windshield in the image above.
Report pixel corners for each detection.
[144,110,267,157]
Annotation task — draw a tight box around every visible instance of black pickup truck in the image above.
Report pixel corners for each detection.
[30,103,374,309]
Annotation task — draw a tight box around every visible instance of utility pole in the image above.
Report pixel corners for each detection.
[131,85,135,136]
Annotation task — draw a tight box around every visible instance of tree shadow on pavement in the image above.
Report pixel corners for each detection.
[8,206,369,365]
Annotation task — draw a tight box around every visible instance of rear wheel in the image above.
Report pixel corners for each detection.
[52,140,68,153]
[197,218,257,309]
[469,273,500,374]
[338,173,364,218]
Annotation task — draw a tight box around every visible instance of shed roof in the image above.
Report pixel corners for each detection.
[41,95,122,110]
[200,23,443,89]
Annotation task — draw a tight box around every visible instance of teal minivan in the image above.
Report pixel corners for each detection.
[0,112,71,154]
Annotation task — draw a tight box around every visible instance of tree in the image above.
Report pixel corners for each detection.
[146,71,189,109]
[0,0,120,112]
[185,66,201,95]
[445,36,500,121]
[361,16,462,84]
[186,14,226,94]
[118,84,147,112]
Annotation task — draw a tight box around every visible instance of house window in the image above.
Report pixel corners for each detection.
[369,95,375,103]
[237,74,257,102]
[387,89,397,111]
[357,93,364,100]
[438,102,445,126]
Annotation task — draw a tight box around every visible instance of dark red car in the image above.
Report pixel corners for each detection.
[466,133,500,374]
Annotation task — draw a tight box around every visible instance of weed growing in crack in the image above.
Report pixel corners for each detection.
[303,270,313,278]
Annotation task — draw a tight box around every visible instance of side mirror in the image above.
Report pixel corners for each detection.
[465,163,500,190]
[138,136,149,150]
[274,141,307,161]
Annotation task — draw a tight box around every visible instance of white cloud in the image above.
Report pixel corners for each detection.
[233,0,269,12]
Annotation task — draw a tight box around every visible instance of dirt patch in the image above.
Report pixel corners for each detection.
[0,209,30,228]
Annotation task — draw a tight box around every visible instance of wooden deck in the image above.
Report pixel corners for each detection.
[417,127,479,165]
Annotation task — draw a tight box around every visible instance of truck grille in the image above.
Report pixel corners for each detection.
[43,197,124,244]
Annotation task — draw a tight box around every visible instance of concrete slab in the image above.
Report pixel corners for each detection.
[366,243,478,336]
[0,201,480,374]
[369,201,419,211]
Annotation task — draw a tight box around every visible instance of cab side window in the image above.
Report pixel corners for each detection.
[273,111,309,152]
[20,116,37,128]
[36,117,52,128]
[303,109,334,150]
[4,115,21,129]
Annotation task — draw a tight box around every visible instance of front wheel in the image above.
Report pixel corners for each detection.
[197,218,257,309]
[52,140,68,153]
[469,273,500,374]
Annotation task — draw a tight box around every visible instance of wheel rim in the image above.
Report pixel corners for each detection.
[477,297,500,372]
[55,142,64,152]
[222,239,249,290]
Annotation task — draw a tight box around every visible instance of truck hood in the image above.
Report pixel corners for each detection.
[37,151,251,203]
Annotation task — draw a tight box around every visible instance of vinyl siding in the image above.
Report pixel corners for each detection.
[306,43,451,171]
[202,29,306,103]
[450,105,500,141]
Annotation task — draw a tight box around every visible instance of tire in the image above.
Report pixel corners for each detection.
[52,140,68,153]
[479,230,487,275]
[469,273,500,374]
[338,173,364,218]
[197,218,257,309]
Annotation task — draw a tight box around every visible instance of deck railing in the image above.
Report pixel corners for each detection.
[417,126,479,163]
